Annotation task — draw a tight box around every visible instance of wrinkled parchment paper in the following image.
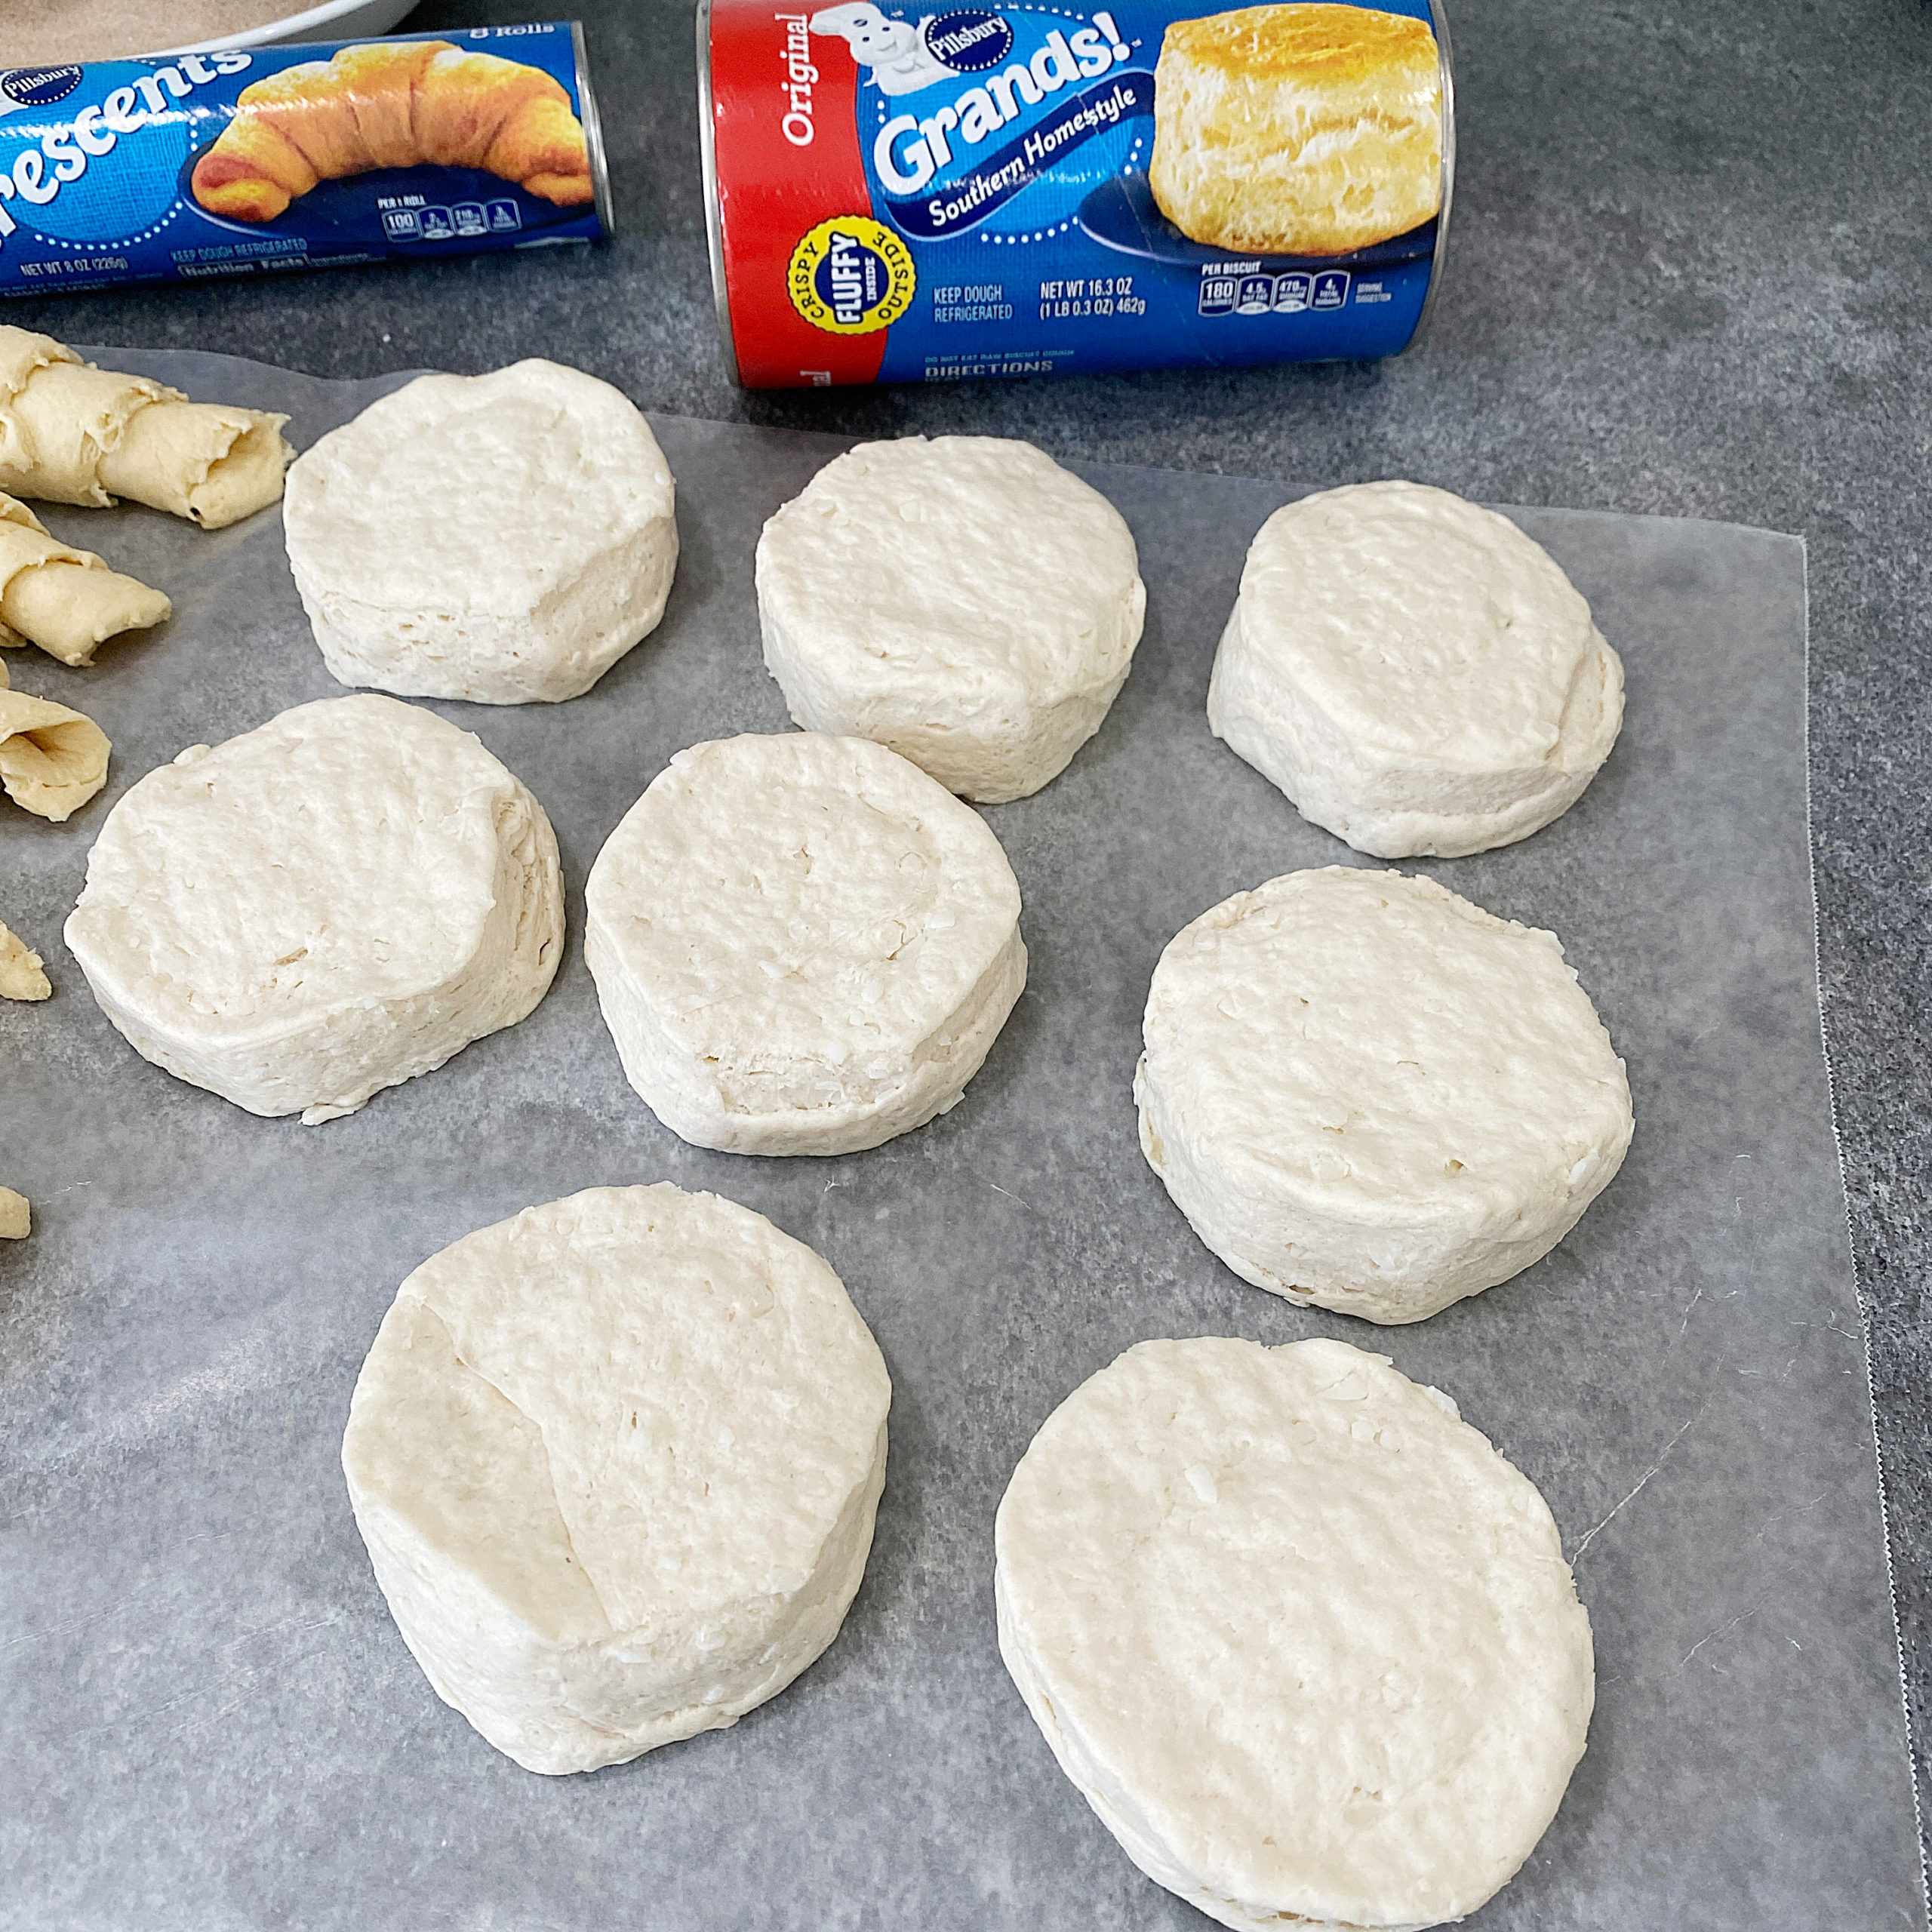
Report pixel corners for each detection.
[0,351,1918,1931]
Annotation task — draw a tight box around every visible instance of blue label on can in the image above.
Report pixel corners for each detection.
[0,26,602,298]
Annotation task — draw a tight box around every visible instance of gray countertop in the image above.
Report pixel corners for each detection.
[9,0,1930,1898]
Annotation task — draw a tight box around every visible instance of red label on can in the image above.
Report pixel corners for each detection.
[710,7,888,386]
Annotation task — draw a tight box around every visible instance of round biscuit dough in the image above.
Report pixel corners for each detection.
[585,732,1026,1155]
[755,435,1146,803]
[995,1336,1595,1932]
[63,693,563,1124]
[1207,481,1624,857]
[1135,866,1632,1323]
[343,1183,891,1775]
[285,359,678,705]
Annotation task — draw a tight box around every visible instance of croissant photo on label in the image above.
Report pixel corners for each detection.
[190,39,597,225]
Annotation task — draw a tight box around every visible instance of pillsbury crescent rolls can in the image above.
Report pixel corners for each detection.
[0,25,610,298]
[698,0,1454,386]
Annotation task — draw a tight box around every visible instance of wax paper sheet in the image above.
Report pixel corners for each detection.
[0,351,1919,1931]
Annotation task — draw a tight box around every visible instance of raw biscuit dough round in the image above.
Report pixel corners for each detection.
[1207,481,1624,857]
[285,358,678,705]
[755,435,1146,803]
[585,732,1026,1155]
[995,1335,1595,1932]
[64,693,562,1124]
[343,1183,892,1775]
[1135,866,1632,1323]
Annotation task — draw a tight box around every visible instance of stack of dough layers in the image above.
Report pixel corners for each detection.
[343,1183,891,1774]
[1136,867,1633,1323]
[0,493,170,666]
[1209,481,1624,857]
[285,361,679,705]
[995,1336,1595,1931]
[1149,4,1443,257]
[756,436,1145,803]
[586,733,1026,1155]
[0,657,109,822]
[0,327,292,529]
[64,694,562,1123]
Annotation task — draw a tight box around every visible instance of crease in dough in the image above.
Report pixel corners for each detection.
[342,1184,893,1774]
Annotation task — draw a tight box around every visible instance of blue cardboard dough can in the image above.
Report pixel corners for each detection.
[0,23,611,297]
[701,0,1455,386]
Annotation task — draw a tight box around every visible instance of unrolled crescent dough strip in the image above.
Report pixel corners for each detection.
[0,918,51,1001]
[0,494,171,666]
[0,326,293,530]
[0,659,110,820]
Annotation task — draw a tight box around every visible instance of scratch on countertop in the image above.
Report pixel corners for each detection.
[1571,1404,1706,1563]
[1683,1595,1770,1671]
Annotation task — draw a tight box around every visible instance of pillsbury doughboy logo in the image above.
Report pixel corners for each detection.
[809,5,963,96]
[2,66,85,108]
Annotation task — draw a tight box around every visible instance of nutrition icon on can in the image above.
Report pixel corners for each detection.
[699,0,1454,386]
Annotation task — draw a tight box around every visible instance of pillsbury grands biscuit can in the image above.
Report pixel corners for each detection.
[698,0,1453,386]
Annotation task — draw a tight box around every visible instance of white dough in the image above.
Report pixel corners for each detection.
[1208,481,1624,857]
[586,733,1026,1155]
[995,1336,1595,1932]
[1135,867,1632,1323]
[285,360,678,705]
[755,435,1146,803]
[343,1183,891,1775]
[64,693,562,1124]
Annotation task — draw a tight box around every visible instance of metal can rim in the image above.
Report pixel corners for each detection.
[1407,0,1457,350]
[694,0,743,387]
[571,18,619,244]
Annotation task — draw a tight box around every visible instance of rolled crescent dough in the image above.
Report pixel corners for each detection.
[0,678,110,822]
[0,493,171,666]
[0,325,291,528]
